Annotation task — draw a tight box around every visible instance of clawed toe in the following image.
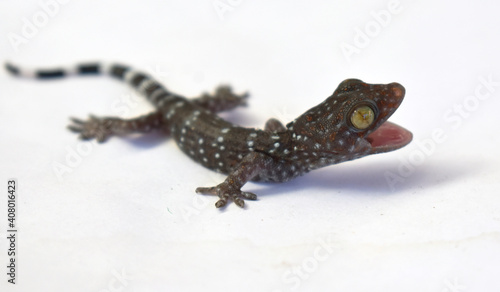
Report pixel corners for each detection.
[195,187,216,195]
[68,117,84,133]
[70,117,85,125]
[196,185,257,209]
[215,199,228,208]
[241,191,257,200]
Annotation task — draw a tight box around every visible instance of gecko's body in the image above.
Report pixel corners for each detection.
[6,62,412,208]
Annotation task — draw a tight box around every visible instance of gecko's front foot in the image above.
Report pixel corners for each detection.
[194,85,249,113]
[195,184,257,208]
[68,115,117,142]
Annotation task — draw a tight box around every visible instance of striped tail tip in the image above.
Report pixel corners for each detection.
[4,62,102,79]
[5,62,20,76]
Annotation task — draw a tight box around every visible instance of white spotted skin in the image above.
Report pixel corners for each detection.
[163,97,292,178]
[157,95,320,182]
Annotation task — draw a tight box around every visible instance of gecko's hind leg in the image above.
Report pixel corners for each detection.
[68,111,164,142]
[196,152,274,208]
[192,85,248,113]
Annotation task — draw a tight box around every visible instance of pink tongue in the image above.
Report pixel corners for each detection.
[367,121,413,149]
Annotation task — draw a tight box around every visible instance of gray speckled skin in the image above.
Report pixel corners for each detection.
[6,62,411,209]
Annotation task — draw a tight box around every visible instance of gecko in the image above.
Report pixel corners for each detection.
[5,62,413,208]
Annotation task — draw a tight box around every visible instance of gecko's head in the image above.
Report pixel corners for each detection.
[288,79,412,164]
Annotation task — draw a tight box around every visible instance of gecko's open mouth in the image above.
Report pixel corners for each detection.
[366,121,413,153]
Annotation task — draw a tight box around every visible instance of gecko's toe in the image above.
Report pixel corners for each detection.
[95,133,108,143]
[234,197,245,208]
[68,117,85,133]
[67,125,82,133]
[89,114,99,120]
[70,117,85,125]
[195,186,217,195]
[241,191,257,200]
[215,199,227,208]
[79,132,94,141]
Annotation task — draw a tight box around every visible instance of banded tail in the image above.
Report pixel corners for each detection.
[4,62,176,107]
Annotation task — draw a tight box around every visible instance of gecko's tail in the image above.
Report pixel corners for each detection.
[4,61,175,107]
[5,62,21,76]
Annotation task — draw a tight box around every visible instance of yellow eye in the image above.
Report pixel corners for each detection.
[350,105,375,130]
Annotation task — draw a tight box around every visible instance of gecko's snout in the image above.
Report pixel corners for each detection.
[389,82,405,99]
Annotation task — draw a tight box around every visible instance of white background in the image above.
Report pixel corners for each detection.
[1,0,499,291]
